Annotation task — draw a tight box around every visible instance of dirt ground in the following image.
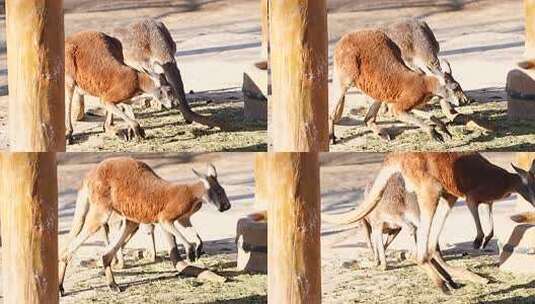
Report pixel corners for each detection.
[0,0,266,151]
[320,153,535,303]
[327,0,535,152]
[0,152,267,303]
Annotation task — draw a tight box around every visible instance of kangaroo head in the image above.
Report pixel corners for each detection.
[192,164,231,212]
[439,59,472,106]
[155,85,174,110]
[511,159,535,205]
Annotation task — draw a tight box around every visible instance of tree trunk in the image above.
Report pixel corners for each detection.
[6,0,65,151]
[269,0,329,152]
[0,153,59,303]
[525,0,535,57]
[267,152,321,303]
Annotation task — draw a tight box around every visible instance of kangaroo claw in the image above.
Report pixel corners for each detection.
[186,244,196,263]
[65,133,74,145]
[429,129,444,143]
[108,283,122,293]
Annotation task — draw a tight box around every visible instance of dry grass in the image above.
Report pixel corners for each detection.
[66,90,267,152]
[325,248,535,304]
[331,94,535,152]
[60,248,267,304]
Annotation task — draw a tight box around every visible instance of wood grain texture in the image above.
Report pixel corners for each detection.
[254,153,268,210]
[269,0,329,152]
[0,153,59,303]
[267,153,321,303]
[525,0,535,57]
[6,0,65,151]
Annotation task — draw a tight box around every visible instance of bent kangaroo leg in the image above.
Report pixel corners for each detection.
[140,224,157,261]
[364,101,391,140]
[65,83,76,144]
[372,224,387,270]
[481,203,494,249]
[102,220,139,292]
[102,101,145,141]
[176,217,204,258]
[466,199,484,249]
[395,110,445,142]
[159,220,196,262]
[383,228,401,250]
[433,244,489,284]
[58,207,111,296]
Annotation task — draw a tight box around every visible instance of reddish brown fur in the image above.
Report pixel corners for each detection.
[385,152,519,201]
[86,157,204,223]
[65,31,157,103]
[334,30,440,113]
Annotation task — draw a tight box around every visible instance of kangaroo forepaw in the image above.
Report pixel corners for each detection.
[473,237,483,249]
[481,235,493,250]
[59,285,66,297]
[376,128,392,141]
[429,128,445,143]
[65,133,74,145]
[195,243,205,259]
[186,245,196,263]
[108,282,122,293]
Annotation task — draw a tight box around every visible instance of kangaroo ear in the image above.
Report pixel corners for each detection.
[440,59,452,75]
[512,163,529,182]
[530,159,535,175]
[192,168,205,179]
[207,163,217,178]
[192,168,210,188]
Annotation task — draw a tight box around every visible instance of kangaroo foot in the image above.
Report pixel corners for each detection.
[429,128,445,143]
[108,282,122,293]
[430,116,452,140]
[473,236,483,249]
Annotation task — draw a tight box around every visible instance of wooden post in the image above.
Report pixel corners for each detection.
[267,152,321,303]
[6,0,65,151]
[0,153,59,303]
[269,0,329,152]
[254,153,269,211]
[525,0,535,58]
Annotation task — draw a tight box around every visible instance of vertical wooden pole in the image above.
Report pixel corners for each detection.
[6,0,65,151]
[267,152,321,303]
[269,0,329,152]
[525,0,535,58]
[254,153,269,211]
[0,153,59,304]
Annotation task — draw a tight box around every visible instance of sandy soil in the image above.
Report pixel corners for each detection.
[0,0,266,151]
[327,0,534,151]
[320,152,535,303]
[0,152,267,303]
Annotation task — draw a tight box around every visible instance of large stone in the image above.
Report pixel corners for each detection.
[236,214,267,273]
[242,64,268,122]
[506,68,535,120]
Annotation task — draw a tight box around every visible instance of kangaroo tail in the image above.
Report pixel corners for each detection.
[322,165,399,225]
[67,181,91,241]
